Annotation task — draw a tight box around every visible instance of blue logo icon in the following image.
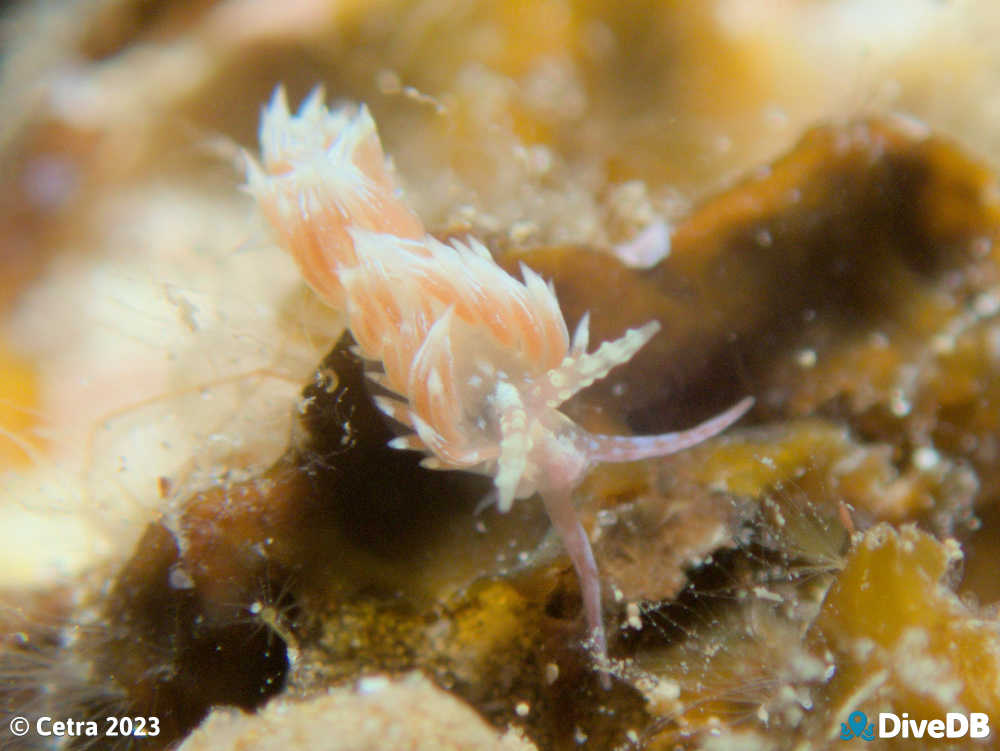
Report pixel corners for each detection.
[841,711,875,741]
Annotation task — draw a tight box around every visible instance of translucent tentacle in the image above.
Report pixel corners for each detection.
[587,396,754,463]
[539,485,610,688]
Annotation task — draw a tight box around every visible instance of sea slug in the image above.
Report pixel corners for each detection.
[245,87,753,679]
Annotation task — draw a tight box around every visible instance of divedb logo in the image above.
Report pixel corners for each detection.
[840,710,991,741]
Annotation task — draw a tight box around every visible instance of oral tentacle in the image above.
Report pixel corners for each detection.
[587,396,755,463]
[539,484,610,688]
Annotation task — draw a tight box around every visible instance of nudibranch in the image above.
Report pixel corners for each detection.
[245,87,753,679]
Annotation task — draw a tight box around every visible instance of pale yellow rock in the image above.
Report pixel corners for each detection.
[179,673,536,751]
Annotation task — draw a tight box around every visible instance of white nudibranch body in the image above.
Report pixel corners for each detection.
[246,87,753,679]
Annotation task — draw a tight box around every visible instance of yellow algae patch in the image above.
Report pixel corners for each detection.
[450,580,531,660]
[0,339,40,468]
[811,524,1000,724]
[682,420,968,530]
